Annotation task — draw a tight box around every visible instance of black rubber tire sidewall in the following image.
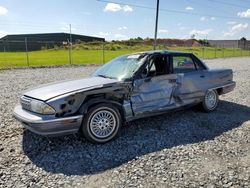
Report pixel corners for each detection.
[81,103,122,144]
[202,90,219,112]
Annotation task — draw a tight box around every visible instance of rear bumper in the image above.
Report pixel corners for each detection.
[221,81,236,94]
[210,81,236,95]
[13,105,83,136]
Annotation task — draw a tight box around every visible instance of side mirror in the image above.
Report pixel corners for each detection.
[142,68,147,74]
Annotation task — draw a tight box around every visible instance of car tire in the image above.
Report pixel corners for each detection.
[201,89,219,112]
[81,103,122,144]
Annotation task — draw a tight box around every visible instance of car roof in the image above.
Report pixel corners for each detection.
[132,50,192,57]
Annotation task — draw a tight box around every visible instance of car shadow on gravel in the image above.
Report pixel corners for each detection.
[22,100,250,176]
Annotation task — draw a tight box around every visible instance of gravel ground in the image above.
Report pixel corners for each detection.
[0,57,249,187]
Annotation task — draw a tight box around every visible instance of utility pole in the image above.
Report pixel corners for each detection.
[69,24,73,64]
[153,0,160,50]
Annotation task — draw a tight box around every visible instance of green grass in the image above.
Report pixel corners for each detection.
[0,46,250,69]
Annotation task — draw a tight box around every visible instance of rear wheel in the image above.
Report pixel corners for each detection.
[201,90,219,112]
[81,103,122,143]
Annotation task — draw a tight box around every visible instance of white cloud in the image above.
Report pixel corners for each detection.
[227,21,237,25]
[123,5,133,12]
[97,32,110,37]
[180,26,186,30]
[104,3,133,12]
[114,33,128,40]
[223,32,234,37]
[0,6,8,15]
[118,26,127,30]
[158,29,168,33]
[200,17,206,21]
[231,23,248,31]
[200,16,216,21]
[104,3,122,12]
[237,9,250,18]
[185,6,193,11]
[223,23,248,37]
[190,29,212,37]
[0,30,8,38]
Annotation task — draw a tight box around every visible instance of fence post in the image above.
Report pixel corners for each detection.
[222,45,225,58]
[202,46,205,59]
[102,42,105,64]
[1,40,7,67]
[68,39,72,65]
[241,48,243,56]
[214,47,216,58]
[130,40,132,52]
[25,37,29,66]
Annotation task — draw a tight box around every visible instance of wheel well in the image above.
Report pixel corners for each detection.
[216,88,223,95]
[79,95,125,122]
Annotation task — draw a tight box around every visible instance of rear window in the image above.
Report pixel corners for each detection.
[173,56,196,73]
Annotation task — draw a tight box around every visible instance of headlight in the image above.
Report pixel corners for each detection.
[30,100,55,115]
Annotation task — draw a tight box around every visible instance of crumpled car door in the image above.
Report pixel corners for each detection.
[130,74,179,116]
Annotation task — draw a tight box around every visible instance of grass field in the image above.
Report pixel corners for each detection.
[0,46,250,69]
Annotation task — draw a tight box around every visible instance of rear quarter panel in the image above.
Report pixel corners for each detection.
[206,68,233,89]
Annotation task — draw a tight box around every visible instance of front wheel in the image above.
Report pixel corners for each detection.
[201,90,219,112]
[81,103,122,144]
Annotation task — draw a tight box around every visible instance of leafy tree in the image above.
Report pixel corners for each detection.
[190,34,196,39]
[240,37,247,41]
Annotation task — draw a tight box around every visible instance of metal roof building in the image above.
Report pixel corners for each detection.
[0,33,105,52]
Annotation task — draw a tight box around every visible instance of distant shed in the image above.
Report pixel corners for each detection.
[0,33,105,52]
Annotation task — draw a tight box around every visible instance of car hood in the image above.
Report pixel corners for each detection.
[24,76,118,101]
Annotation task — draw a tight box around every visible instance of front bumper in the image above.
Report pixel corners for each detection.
[13,105,83,136]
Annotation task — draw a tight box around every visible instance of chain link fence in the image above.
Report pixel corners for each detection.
[0,39,250,68]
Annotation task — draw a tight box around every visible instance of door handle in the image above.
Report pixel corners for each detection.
[169,79,176,83]
[200,75,205,78]
[144,77,151,82]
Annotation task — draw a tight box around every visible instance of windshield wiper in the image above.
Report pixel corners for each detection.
[97,74,115,79]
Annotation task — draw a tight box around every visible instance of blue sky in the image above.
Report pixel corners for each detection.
[0,0,249,40]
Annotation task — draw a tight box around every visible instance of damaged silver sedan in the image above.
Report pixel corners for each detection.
[14,51,236,143]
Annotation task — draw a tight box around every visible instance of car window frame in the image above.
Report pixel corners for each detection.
[190,54,207,70]
[134,54,170,79]
[170,53,200,74]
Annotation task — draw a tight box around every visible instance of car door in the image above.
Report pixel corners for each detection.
[170,53,209,103]
[130,54,178,116]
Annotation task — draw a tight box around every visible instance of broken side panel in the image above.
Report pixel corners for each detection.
[130,74,179,116]
[173,70,210,105]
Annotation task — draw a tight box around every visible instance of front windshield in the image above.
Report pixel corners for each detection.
[92,54,145,81]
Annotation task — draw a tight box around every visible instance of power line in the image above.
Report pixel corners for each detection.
[97,0,155,10]
[0,19,66,26]
[207,0,249,9]
[238,0,250,3]
[96,0,249,20]
[186,0,233,16]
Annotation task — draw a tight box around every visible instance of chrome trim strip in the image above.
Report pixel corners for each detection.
[208,81,236,91]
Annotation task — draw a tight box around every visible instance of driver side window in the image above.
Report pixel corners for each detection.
[144,55,169,77]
